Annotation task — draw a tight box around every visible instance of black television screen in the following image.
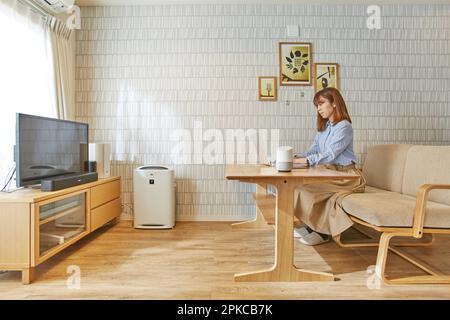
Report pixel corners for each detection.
[15,113,89,187]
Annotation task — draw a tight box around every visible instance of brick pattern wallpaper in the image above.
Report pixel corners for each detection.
[75,4,450,220]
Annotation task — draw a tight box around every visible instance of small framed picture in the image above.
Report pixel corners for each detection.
[258,76,277,101]
[279,42,312,86]
[314,63,339,93]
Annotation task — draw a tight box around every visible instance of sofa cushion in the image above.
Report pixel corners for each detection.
[362,144,413,193]
[341,191,450,228]
[402,146,450,206]
[364,185,392,194]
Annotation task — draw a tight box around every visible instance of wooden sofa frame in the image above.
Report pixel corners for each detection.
[335,183,450,285]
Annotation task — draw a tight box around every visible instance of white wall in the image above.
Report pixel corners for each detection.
[75,4,450,221]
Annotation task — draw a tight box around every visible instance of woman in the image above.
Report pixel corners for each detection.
[293,87,366,246]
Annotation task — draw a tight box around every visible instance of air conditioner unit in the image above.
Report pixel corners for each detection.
[32,0,74,14]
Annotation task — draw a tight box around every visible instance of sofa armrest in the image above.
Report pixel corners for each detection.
[412,184,450,238]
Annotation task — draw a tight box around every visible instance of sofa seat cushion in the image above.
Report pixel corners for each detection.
[363,186,392,194]
[341,188,450,228]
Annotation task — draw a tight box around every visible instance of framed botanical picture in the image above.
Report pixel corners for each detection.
[279,42,312,86]
[258,76,277,101]
[314,63,339,93]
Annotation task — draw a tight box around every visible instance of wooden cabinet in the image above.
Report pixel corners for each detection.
[0,177,121,284]
[91,197,121,232]
[91,179,120,209]
[33,190,90,267]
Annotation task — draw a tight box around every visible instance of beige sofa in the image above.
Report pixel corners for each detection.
[337,144,450,285]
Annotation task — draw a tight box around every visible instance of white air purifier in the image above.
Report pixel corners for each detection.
[133,166,176,229]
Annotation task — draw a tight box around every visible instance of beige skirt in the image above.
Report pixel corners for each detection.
[294,163,366,237]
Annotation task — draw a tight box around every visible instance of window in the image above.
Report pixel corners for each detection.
[0,0,56,185]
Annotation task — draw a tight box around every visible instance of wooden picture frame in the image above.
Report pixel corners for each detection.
[314,63,339,93]
[279,42,312,86]
[258,76,277,101]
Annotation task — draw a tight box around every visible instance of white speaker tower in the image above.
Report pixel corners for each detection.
[88,143,111,178]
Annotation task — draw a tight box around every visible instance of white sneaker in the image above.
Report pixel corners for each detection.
[298,231,330,246]
[293,226,311,238]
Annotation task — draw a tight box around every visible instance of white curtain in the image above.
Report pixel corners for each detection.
[47,16,75,121]
[0,0,56,186]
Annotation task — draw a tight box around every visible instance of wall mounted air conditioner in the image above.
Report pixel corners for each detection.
[32,0,74,14]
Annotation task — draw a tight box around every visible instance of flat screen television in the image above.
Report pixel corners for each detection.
[15,113,89,187]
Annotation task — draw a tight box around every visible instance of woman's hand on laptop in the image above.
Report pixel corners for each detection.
[293,157,308,165]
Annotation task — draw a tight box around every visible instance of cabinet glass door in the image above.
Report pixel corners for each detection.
[38,193,86,256]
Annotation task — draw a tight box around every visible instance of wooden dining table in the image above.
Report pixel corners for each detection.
[225,164,360,282]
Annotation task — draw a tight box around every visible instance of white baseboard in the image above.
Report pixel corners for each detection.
[118,212,253,222]
[176,214,253,222]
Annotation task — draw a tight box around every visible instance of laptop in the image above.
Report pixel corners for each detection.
[259,153,309,169]
[293,162,309,169]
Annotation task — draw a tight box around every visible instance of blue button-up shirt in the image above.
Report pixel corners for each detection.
[297,120,357,166]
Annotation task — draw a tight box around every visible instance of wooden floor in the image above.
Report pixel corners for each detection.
[1,221,450,299]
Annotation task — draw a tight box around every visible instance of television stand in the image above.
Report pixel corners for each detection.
[0,176,121,284]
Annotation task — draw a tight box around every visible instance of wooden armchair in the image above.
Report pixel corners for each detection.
[335,145,450,285]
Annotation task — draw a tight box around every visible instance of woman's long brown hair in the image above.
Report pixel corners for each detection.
[313,88,352,132]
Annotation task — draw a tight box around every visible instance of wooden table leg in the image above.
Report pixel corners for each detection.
[232,183,270,229]
[235,181,334,282]
[22,267,35,285]
[231,209,269,229]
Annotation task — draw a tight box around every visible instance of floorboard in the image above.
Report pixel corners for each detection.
[1,221,449,299]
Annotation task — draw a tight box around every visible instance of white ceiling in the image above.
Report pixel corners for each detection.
[75,0,450,6]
